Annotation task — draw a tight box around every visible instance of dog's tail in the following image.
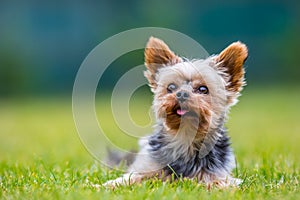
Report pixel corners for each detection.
[105,148,137,168]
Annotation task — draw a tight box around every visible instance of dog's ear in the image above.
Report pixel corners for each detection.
[144,37,182,91]
[216,42,248,103]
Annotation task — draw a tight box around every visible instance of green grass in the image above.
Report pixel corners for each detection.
[0,86,299,199]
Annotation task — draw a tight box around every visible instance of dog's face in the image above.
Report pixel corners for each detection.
[144,37,248,138]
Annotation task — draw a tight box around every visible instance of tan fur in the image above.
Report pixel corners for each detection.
[144,37,182,91]
[216,42,248,93]
[153,62,227,142]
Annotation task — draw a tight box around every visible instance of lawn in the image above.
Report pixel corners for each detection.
[0,85,299,199]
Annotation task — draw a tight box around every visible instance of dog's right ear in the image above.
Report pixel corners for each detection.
[144,37,182,91]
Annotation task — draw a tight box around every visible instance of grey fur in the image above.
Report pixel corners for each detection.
[148,120,235,179]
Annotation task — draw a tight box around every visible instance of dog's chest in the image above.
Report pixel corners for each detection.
[148,128,232,178]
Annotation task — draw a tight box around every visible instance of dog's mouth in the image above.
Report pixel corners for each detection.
[176,108,188,116]
[173,105,198,118]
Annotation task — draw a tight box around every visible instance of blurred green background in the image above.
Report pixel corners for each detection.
[0,0,299,97]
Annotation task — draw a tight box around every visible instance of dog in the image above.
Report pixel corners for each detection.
[104,36,248,188]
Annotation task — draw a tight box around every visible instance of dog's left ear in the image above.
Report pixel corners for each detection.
[216,42,248,97]
[144,37,182,91]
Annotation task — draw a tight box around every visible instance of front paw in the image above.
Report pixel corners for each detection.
[228,177,242,186]
[103,177,126,188]
[207,177,242,189]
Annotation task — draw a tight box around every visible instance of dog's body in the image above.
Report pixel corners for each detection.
[104,37,248,188]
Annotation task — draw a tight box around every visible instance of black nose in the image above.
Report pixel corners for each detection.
[176,91,189,102]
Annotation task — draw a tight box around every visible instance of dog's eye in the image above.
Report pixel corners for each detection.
[167,83,177,93]
[198,86,209,94]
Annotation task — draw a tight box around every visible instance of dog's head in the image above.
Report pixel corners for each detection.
[144,37,248,138]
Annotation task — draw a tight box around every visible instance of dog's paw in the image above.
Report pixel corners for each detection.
[206,177,242,189]
[103,177,126,188]
[229,177,243,186]
[103,173,135,188]
[103,173,145,188]
[102,180,116,188]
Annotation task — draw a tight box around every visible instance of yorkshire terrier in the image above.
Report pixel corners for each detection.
[104,36,248,188]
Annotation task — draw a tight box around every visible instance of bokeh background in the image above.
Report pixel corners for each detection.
[0,0,299,97]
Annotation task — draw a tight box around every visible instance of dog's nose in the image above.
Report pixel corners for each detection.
[176,91,189,102]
